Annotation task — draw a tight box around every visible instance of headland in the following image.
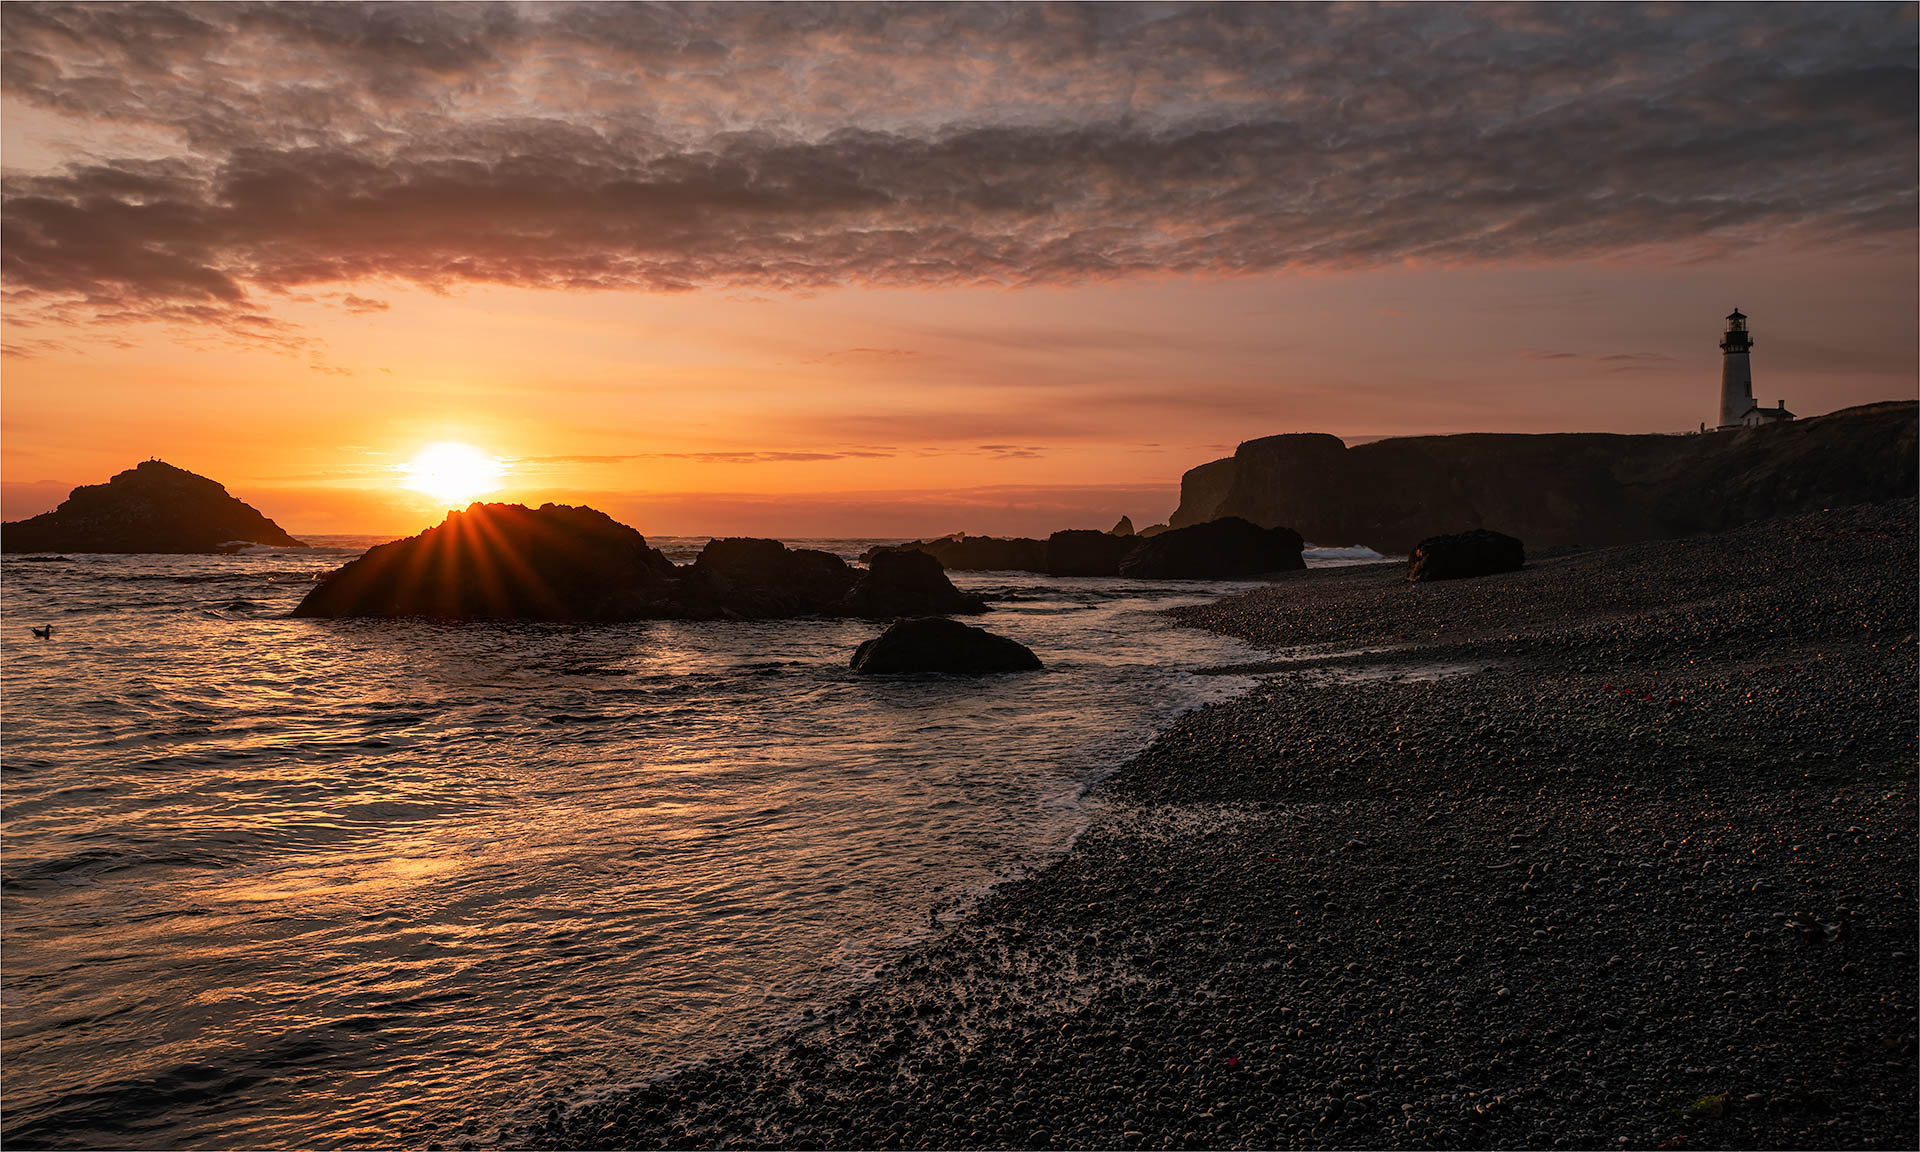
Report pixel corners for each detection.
[1171,400,1916,554]
[521,497,1917,1150]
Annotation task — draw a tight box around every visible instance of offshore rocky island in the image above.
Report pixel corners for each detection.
[0,459,307,554]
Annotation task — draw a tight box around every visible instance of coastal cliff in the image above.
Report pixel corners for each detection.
[1,460,306,553]
[1169,401,1917,553]
[1166,457,1238,530]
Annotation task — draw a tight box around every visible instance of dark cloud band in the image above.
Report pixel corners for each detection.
[3,2,1913,329]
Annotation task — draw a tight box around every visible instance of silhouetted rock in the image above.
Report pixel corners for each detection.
[2,460,306,554]
[1110,515,1135,537]
[298,511,994,624]
[849,617,1043,675]
[1046,529,1140,577]
[1168,402,1918,553]
[1117,516,1307,579]
[293,503,679,621]
[865,535,1050,572]
[872,521,1308,580]
[1407,529,1525,582]
[688,538,856,618]
[840,549,987,619]
[1167,457,1239,529]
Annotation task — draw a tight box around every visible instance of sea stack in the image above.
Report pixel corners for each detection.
[1,460,306,554]
[294,502,681,621]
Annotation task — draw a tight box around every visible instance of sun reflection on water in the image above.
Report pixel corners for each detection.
[0,547,1264,1149]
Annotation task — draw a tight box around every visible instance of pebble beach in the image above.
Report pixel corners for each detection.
[523,498,1917,1151]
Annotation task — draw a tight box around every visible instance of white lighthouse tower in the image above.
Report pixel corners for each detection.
[1717,309,1794,430]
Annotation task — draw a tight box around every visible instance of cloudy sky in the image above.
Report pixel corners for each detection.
[3,2,1914,535]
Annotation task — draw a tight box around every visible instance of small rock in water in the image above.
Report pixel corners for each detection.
[849,617,1043,675]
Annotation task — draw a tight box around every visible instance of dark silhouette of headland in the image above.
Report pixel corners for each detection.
[1169,401,1916,554]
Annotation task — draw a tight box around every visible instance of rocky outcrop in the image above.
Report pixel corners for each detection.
[863,535,1050,573]
[1045,529,1136,577]
[1138,523,1171,538]
[1169,402,1918,553]
[293,503,679,620]
[1407,529,1525,582]
[2,460,306,554]
[839,549,987,619]
[686,538,857,618]
[871,517,1311,580]
[296,506,991,623]
[1117,517,1306,579]
[1167,457,1238,529]
[1110,515,1135,537]
[849,617,1043,675]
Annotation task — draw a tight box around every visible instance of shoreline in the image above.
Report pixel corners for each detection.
[517,500,1917,1151]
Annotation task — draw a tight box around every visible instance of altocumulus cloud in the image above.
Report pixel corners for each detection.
[2,2,1913,333]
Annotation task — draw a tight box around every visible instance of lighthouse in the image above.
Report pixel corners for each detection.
[1717,309,1794,430]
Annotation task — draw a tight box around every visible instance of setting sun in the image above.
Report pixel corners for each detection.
[1,6,1915,1150]
[399,442,504,507]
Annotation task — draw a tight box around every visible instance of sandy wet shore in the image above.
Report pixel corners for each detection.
[518,499,1916,1151]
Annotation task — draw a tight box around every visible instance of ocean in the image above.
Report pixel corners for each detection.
[1,537,1377,1148]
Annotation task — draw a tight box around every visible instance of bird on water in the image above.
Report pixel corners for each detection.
[30,625,53,639]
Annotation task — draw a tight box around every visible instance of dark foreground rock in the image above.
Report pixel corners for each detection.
[839,549,987,619]
[520,499,1917,1152]
[2,460,306,553]
[1118,516,1305,578]
[849,617,1042,674]
[1045,528,1137,576]
[296,504,988,623]
[1407,528,1525,581]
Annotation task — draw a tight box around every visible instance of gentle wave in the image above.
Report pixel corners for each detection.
[1,544,1276,1149]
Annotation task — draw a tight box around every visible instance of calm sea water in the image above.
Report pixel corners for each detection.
[0,537,1369,1149]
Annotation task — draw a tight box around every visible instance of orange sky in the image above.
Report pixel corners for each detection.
[3,4,1914,538]
[7,237,1913,537]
